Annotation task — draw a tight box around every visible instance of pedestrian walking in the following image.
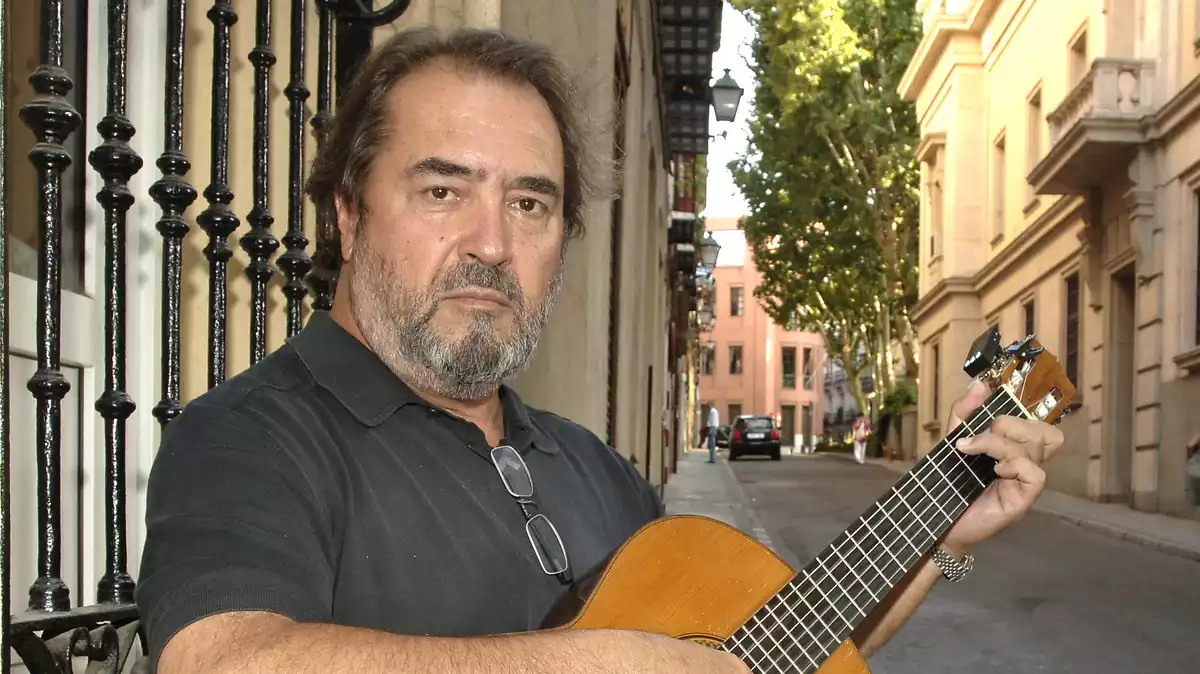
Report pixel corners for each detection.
[853,415,870,464]
[707,405,720,464]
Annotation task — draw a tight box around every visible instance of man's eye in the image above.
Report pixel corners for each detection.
[427,187,453,200]
[515,197,546,214]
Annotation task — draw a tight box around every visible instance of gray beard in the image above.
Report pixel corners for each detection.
[348,233,563,401]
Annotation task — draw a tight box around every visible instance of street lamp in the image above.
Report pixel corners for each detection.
[698,306,714,327]
[710,68,744,123]
[698,232,721,267]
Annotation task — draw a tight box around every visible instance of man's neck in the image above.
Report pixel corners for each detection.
[330,297,507,446]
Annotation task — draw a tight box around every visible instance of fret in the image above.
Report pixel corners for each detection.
[815,540,876,617]
[826,538,880,604]
[801,566,857,631]
[814,555,865,619]
[923,449,971,509]
[857,514,905,577]
[781,577,842,643]
[842,527,894,598]
[753,599,801,671]
[877,496,923,562]
[760,600,805,672]
[769,588,832,670]
[907,463,954,524]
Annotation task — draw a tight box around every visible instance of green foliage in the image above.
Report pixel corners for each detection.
[729,0,924,403]
[881,376,917,417]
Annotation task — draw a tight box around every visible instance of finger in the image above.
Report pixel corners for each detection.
[993,456,1046,490]
[946,379,990,433]
[955,433,1027,462]
[988,417,1064,463]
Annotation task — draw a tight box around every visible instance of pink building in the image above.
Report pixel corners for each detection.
[697,218,826,450]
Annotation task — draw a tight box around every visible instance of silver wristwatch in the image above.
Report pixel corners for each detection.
[930,546,974,583]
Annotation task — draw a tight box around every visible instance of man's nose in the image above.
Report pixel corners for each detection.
[459,195,513,267]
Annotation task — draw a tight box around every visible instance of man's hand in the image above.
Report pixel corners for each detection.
[940,379,1065,553]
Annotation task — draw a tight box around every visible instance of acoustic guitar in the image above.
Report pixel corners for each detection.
[541,328,1076,673]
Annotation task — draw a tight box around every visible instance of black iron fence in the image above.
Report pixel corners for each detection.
[2,1,411,671]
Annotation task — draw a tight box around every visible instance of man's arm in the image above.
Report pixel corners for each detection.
[851,379,1064,656]
[158,611,747,674]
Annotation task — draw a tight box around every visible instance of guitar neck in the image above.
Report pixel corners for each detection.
[724,387,1030,673]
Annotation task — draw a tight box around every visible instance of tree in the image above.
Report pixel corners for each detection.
[729,0,923,408]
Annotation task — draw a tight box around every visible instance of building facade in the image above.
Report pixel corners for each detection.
[4,0,731,666]
[696,217,826,449]
[902,0,1200,520]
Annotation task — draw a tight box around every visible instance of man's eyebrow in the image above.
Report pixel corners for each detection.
[408,157,480,179]
[510,175,561,198]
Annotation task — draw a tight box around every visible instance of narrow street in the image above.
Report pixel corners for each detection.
[728,453,1200,674]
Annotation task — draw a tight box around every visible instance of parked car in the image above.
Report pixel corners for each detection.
[728,415,781,461]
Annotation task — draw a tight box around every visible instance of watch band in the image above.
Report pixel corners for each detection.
[930,545,974,583]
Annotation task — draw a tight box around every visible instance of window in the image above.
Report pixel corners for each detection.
[729,345,744,374]
[728,403,742,421]
[1024,299,1036,337]
[927,147,944,258]
[701,343,716,375]
[781,346,796,388]
[730,286,745,316]
[1027,87,1043,201]
[993,132,1006,241]
[1070,27,1088,85]
[931,343,941,421]
[1065,273,1080,387]
[802,347,814,389]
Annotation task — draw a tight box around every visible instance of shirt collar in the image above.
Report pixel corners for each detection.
[289,311,557,454]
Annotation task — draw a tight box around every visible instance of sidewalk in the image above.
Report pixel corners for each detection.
[828,452,1200,564]
[662,448,801,570]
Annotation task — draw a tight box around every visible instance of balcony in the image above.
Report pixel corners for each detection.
[1029,58,1156,195]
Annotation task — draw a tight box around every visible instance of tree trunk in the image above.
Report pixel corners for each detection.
[895,308,918,379]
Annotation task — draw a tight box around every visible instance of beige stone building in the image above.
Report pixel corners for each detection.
[4,0,729,630]
[901,0,1200,520]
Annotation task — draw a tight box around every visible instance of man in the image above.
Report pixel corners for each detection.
[707,405,720,463]
[136,27,1064,674]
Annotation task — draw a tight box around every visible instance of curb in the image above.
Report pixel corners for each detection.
[820,451,1200,565]
[1034,509,1200,564]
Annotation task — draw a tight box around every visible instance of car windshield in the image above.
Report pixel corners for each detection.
[740,418,773,430]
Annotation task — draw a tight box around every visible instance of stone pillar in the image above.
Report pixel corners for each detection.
[1127,148,1164,512]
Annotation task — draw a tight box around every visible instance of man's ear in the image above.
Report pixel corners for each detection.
[334,192,360,263]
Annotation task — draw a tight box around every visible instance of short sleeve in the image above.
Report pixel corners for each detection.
[134,398,337,667]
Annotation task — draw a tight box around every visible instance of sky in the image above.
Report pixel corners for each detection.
[703,2,757,266]
[702,1,757,221]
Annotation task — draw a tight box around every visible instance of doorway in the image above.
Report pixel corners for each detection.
[802,405,813,451]
[780,405,796,447]
[1105,266,1136,502]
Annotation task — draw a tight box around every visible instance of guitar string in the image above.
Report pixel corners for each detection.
[730,392,1021,673]
[728,397,1013,674]
[726,389,1029,673]
[729,390,1026,673]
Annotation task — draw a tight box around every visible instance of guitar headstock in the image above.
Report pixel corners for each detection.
[962,327,1078,425]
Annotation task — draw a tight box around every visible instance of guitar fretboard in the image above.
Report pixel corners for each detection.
[724,387,1028,673]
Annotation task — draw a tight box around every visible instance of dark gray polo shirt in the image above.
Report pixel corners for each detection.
[135,311,663,667]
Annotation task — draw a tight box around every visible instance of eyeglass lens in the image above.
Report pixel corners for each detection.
[526,513,569,576]
[491,445,533,498]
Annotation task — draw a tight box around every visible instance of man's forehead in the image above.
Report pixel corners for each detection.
[381,67,565,179]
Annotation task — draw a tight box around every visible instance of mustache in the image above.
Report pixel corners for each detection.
[435,263,524,308]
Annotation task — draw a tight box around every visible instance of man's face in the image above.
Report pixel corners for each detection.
[338,61,566,400]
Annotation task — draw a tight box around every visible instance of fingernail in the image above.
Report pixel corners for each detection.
[957,437,973,449]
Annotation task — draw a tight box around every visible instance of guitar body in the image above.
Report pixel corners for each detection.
[554,515,869,674]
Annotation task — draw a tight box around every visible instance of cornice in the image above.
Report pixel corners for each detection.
[911,276,975,325]
[975,195,1085,293]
